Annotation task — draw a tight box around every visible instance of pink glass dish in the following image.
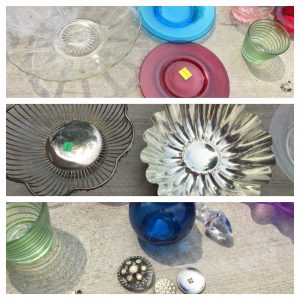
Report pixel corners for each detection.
[231,6,274,24]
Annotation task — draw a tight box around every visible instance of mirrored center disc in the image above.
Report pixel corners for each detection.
[46,121,102,169]
[183,141,219,173]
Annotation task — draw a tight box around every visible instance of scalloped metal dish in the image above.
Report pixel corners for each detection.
[141,104,276,196]
[6,104,134,196]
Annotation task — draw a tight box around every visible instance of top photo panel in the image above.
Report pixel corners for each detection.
[6,6,294,98]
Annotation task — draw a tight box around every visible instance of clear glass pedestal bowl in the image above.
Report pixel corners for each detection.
[6,7,141,81]
[269,105,294,182]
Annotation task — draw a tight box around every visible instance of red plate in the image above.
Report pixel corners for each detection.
[140,43,230,98]
[275,6,294,37]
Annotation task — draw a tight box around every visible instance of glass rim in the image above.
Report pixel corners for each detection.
[232,6,274,17]
[6,202,48,246]
[246,19,291,56]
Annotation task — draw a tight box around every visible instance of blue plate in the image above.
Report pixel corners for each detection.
[140,6,216,42]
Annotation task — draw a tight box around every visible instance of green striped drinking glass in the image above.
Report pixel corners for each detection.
[242,19,290,64]
[6,203,54,264]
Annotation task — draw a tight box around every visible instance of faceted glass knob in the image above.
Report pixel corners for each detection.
[195,203,233,243]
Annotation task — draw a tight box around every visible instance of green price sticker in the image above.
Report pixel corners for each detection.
[63,142,73,152]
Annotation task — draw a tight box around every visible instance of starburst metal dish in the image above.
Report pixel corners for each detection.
[6,104,134,196]
[141,104,276,196]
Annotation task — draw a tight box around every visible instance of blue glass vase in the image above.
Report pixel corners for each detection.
[129,203,196,245]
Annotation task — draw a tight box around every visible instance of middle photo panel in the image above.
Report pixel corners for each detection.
[6,104,294,196]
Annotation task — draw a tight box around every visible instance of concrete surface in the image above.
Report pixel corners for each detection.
[6,202,294,294]
[6,7,294,98]
[6,104,294,196]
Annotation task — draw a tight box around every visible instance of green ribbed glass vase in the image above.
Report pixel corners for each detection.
[242,19,290,64]
[6,203,53,264]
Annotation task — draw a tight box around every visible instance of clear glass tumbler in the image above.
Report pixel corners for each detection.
[6,203,53,264]
[242,19,290,64]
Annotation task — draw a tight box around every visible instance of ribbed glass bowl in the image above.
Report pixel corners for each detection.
[6,6,140,81]
[6,104,134,196]
[141,104,276,196]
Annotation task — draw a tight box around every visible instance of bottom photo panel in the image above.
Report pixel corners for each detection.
[6,202,294,294]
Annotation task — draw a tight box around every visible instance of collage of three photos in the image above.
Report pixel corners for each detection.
[6,5,294,294]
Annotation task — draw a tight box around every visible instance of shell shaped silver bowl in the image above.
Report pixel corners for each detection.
[141,104,276,196]
[7,104,134,196]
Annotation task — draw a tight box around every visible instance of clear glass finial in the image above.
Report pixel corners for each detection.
[195,203,233,244]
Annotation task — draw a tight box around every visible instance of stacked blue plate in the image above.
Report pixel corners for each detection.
[140,6,216,42]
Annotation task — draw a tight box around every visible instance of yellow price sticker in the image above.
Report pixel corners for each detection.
[178,67,193,80]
